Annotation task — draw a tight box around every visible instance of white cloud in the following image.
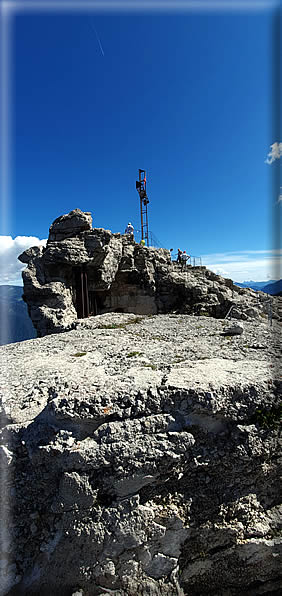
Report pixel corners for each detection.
[265,142,282,164]
[0,236,47,285]
[202,249,282,282]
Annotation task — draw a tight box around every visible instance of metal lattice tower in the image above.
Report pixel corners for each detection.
[136,168,149,246]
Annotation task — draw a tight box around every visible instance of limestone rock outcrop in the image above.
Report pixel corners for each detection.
[48,209,93,242]
[0,313,281,595]
[18,209,279,337]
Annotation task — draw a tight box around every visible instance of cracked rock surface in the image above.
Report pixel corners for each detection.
[0,313,281,595]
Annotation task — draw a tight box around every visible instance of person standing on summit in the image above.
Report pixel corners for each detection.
[177,248,183,264]
[125,222,134,237]
[181,250,190,270]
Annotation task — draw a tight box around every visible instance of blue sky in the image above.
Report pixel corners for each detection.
[1,1,281,283]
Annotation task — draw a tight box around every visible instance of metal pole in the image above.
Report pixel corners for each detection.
[84,271,89,317]
[81,271,85,318]
[139,169,144,241]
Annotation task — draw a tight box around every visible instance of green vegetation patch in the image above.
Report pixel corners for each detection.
[127,351,143,358]
[174,354,186,363]
[72,352,87,357]
[128,317,144,325]
[142,364,157,370]
[97,323,125,329]
[251,403,282,429]
[98,317,144,330]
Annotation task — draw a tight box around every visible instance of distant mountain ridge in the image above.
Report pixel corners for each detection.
[235,279,282,295]
[0,285,36,345]
[261,280,282,295]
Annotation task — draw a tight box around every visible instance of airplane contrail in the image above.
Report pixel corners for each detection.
[89,23,105,57]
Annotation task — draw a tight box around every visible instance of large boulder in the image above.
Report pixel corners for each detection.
[48,209,93,242]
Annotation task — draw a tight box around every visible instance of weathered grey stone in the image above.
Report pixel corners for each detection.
[18,245,44,264]
[0,313,281,595]
[48,209,92,242]
[18,209,281,338]
[221,323,244,336]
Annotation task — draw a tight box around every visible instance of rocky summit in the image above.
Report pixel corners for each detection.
[0,312,281,596]
[18,209,281,337]
[1,209,281,595]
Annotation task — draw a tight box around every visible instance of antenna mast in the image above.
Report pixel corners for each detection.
[136,168,149,246]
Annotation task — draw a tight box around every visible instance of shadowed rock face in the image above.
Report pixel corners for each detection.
[18,209,279,338]
[0,313,281,595]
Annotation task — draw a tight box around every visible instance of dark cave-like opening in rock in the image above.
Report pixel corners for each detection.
[88,290,109,316]
[72,266,110,318]
[73,267,89,318]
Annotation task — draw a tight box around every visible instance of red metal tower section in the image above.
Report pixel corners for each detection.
[136,168,149,246]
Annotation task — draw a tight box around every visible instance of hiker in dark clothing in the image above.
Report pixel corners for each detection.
[177,248,183,264]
